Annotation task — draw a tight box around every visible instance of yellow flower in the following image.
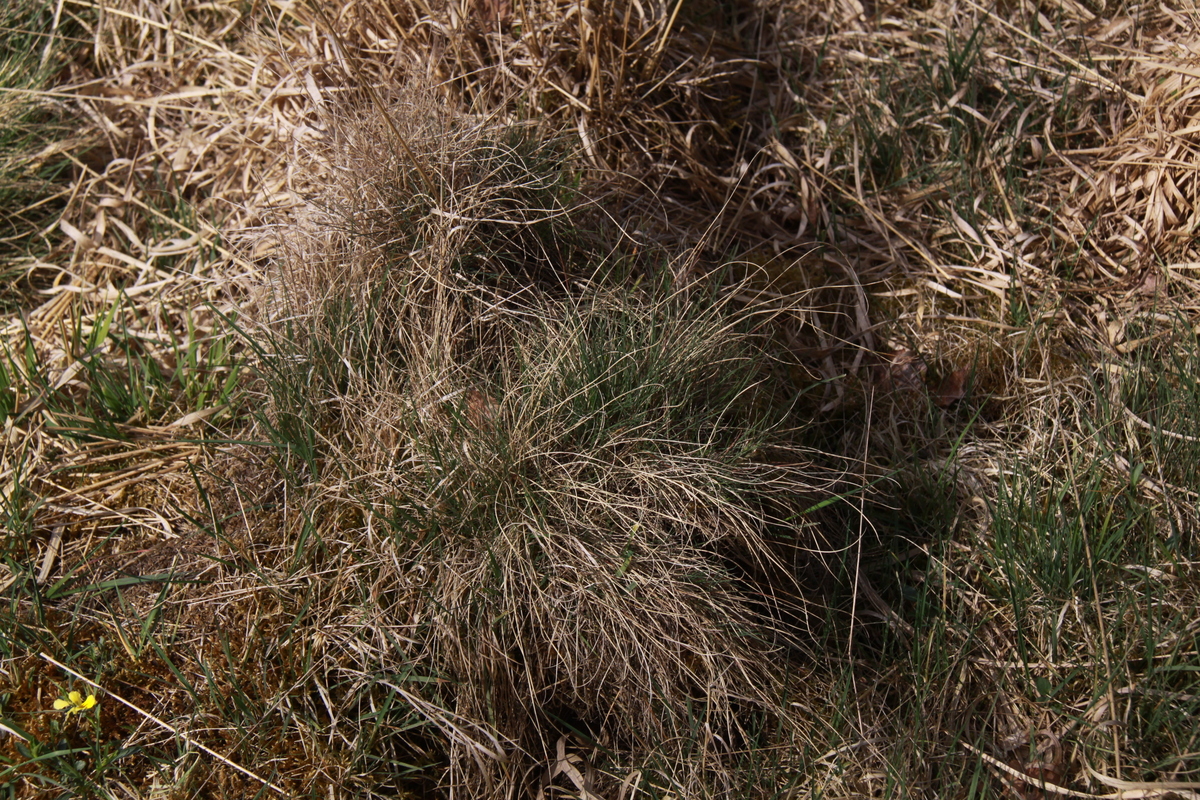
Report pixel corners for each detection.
[53,691,98,715]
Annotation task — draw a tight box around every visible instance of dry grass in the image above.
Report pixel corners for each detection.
[1,0,1199,797]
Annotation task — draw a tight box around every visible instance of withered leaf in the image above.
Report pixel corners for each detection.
[879,348,927,393]
[476,0,512,28]
[934,367,969,408]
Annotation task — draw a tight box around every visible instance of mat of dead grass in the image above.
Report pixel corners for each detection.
[2,0,1200,796]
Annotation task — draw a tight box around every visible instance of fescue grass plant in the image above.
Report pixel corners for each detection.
[236,93,851,794]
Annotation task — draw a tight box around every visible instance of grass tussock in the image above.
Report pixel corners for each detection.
[243,90,844,793]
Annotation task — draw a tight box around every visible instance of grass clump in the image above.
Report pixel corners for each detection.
[239,92,845,795]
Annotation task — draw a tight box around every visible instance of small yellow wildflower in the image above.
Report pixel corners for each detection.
[53,691,98,715]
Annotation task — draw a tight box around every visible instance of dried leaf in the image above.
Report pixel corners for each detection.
[476,0,512,28]
[934,368,969,408]
[879,348,926,393]
[466,389,496,432]
[1136,268,1162,296]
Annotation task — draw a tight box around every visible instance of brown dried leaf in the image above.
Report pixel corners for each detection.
[476,0,511,28]
[467,389,497,432]
[1136,268,1162,296]
[879,348,927,393]
[934,368,969,408]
